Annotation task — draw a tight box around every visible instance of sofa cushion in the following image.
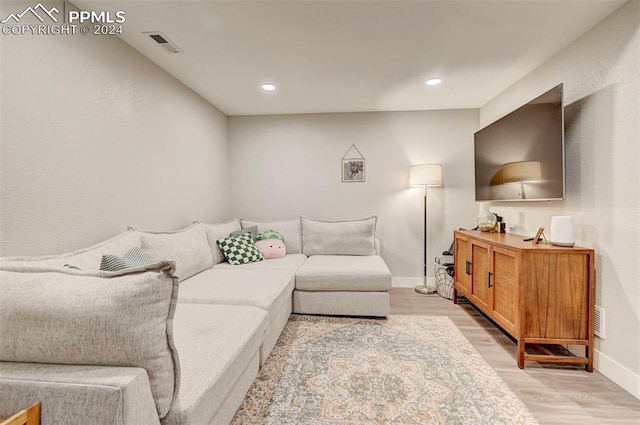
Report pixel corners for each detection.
[201,219,242,265]
[213,253,307,274]
[0,230,140,270]
[0,363,159,425]
[135,222,213,280]
[241,218,302,254]
[295,255,391,291]
[0,261,180,419]
[216,233,264,266]
[162,303,267,425]
[177,268,295,322]
[301,216,376,256]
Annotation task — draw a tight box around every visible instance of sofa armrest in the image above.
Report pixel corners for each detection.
[0,363,160,425]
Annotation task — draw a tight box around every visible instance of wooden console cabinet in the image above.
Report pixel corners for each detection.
[453,230,595,371]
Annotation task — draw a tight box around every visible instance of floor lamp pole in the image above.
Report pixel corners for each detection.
[415,185,434,294]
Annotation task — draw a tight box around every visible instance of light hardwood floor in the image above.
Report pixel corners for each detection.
[390,288,640,425]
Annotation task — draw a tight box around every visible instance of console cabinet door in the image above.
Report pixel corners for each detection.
[522,252,591,340]
[491,246,518,334]
[454,235,471,296]
[470,240,491,310]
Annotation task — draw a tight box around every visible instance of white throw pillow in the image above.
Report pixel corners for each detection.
[133,222,214,280]
[240,218,302,254]
[0,261,181,419]
[301,216,377,256]
[201,219,242,264]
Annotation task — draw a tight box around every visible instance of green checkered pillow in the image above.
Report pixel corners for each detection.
[216,233,264,265]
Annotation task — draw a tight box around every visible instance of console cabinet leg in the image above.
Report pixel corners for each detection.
[517,340,525,369]
[586,345,594,372]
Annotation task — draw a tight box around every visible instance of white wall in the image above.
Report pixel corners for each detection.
[229,110,478,283]
[0,28,229,255]
[480,1,639,398]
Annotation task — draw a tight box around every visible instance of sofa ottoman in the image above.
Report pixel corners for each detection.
[293,255,391,317]
[162,303,267,425]
[177,268,294,365]
[292,216,392,317]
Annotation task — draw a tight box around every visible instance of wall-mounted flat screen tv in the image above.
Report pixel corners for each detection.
[474,83,565,201]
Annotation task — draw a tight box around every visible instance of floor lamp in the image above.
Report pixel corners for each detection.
[410,164,443,294]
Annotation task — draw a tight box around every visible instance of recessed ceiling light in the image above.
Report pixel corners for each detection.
[426,78,442,86]
[261,83,276,91]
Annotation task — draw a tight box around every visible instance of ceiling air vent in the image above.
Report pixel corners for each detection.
[143,31,182,54]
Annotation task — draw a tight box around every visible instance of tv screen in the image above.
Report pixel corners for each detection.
[474,84,565,201]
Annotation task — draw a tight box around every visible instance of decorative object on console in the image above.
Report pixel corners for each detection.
[532,226,547,245]
[477,202,497,232]
[549,216,575,247]
[341,144,365,182]
[409,164,443,295]
[493,214,506,233]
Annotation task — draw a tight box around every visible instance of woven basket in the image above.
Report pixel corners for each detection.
[434,262,454,300]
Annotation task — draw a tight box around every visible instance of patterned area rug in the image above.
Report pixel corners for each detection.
[232,315,539,425]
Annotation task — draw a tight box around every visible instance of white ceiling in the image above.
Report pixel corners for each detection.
[74,0,625,116]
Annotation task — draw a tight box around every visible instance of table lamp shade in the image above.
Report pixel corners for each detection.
[410,164,443,187]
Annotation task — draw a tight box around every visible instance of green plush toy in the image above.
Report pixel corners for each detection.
[255,230,286,259]
[256,230,284,241]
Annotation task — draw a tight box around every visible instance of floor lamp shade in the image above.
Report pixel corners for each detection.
[410,164,443,187]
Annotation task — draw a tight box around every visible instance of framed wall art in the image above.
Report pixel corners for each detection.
[341,145,365,182]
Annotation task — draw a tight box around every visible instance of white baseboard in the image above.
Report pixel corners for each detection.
[392,277,436,288]
[595,349,640,400]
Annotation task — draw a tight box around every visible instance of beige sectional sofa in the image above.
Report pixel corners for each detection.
[0,216,392,425]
